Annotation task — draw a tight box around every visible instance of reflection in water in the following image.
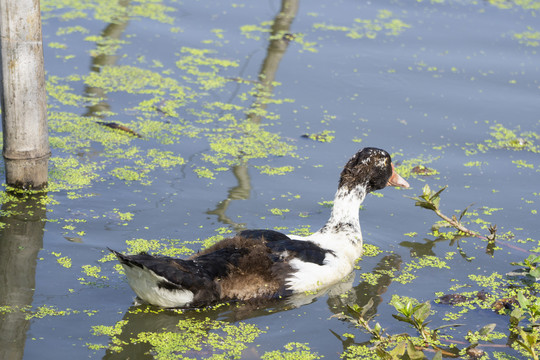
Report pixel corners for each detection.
[84,0,130,118]
[327,254,402,351]
[247,0,299,124]
[400,237,450,258]
[0,193,47,360]
[206,164,251,231]
[400,234,476,261]
[209,0,299,226]
[102,252,401,359]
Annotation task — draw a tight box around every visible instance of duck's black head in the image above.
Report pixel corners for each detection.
[338,147,409,193]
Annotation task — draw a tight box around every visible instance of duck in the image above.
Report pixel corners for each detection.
[109,147,409,308]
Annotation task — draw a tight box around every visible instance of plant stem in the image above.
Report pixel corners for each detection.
[433,209,486,240]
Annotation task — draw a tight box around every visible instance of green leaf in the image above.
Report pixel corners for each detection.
[431,196,441,209]
[416,202,437,211]
[479,323,496,336]
[390,297,404,311]
[405,301,414,316]
[518,291,530,308]
[432,350,443,360]
[519,328,538,348]
[510,308,525,326]
[347,304,361,316]
[361,298,375,317]
[375,346,394,360]
[406,339,426,360]
[413,302,431,324]
[430,185,448,200]
[373,322,382,336]
[458,204,473,221]
[388,340,407,358]
[515,339,533,355]
[392,314,415,325]
[529,268,540,279]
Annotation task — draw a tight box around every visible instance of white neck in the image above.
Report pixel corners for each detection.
[316,186,366,239]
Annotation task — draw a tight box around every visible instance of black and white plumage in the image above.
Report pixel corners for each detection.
[110,147,409,308]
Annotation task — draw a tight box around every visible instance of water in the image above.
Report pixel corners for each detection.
[1,0,539,358]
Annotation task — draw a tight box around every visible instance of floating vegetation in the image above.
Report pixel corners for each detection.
[2,0,538,359]
[409,184,498,241]
[465,123,539,155]
[301,130,335,143]
[394,154,440,179]
[262,342,322,360]
[514,27,540,47]
[52,252,73,268]
[313,9,410,39]
[87,317,263,358]
[255,165,295,175]
[203,122,297,167]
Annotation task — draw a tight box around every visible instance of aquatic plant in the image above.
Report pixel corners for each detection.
[409,184,497,241]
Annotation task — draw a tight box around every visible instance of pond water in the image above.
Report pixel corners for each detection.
[1,0,539,359]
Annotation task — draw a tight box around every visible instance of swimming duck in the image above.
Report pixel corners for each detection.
[110,147,409,308]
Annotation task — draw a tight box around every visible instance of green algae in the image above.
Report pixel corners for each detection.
[48,157,103,191]
[194,166,216,179]
[81,265,108,280]
[486,0,540,11]
[514,27,540,47]
[42,0,175,24]
[362,243,383,257]
[255,165,295,176]
[204,122,297,168]
[262,342,322,360]
[302,130,335,143]
[89,320,128,352]
[270,208,290,216]
[465,123,539,155]
[394,256,450,284]
[45,37,297,187]
[314,9,410,40]
[52,252,73,268]
[22,305,97,320]
[91,317,263,359]
[394,153,440,179]
[359,272,383,286]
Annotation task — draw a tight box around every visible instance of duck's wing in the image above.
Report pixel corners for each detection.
[237,229,290,242]
[109,248,229,306]
[237,229,334,265]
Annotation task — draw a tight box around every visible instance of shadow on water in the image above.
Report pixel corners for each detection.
[0,192,47,360]
[101,252,401,359]
[207,0,299,229]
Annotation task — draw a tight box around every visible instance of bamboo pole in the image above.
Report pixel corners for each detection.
[0,0,50,190]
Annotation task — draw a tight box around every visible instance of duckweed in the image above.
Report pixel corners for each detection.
[130,318,262,359]
[314,9,410,39]
[262,342,322,360]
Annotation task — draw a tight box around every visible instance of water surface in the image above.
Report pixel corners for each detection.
[1,0,539,358]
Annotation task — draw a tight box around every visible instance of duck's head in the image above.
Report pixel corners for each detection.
[339,147,409,194]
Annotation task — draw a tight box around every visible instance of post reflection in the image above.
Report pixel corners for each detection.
[84,0,131,119]
[0,192,47,360]
[209,0,299,227]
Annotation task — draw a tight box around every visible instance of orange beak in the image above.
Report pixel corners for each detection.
[387,164,409,188]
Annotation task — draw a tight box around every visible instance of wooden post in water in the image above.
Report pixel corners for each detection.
[0,0,50,189]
